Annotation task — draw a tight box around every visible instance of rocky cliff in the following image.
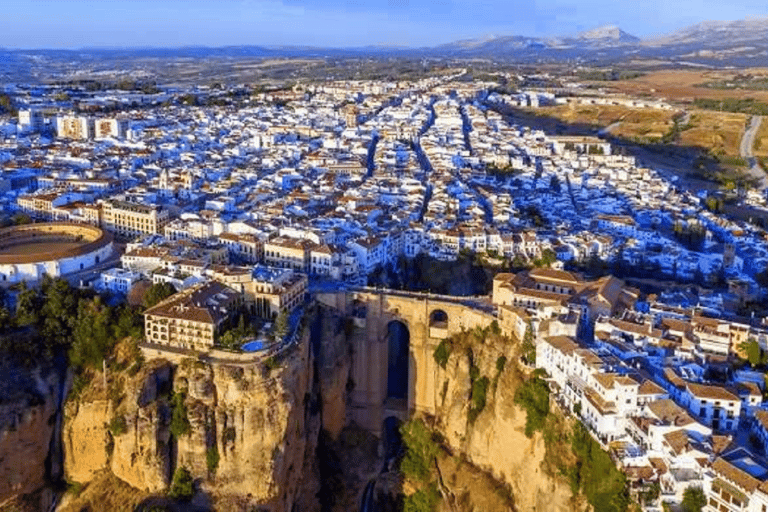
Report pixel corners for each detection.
[60,332,316,512]
[425,330,576,512]
[0,360,64,506]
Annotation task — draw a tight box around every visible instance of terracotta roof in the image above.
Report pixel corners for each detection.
[647,399,695,426]
[686,383,739,402]
[712,458,761,493]
[144,281,238,325]
[663,430,690,456]
[649,457,668,474]
[544,335,580,355]
[638,380,666,396]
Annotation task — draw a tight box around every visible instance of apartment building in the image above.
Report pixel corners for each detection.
[208,264,307,319]
[493,269,638,320]
[102,199,170,238]
[143,281,241,351]
[219,233,263,264]
[93,118,128,140]
[56,115,91,140]
[263,237,313,272]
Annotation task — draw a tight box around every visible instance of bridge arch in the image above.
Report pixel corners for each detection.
[386,319,410,401]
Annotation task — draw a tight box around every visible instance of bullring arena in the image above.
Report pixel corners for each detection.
[0,223,114,285]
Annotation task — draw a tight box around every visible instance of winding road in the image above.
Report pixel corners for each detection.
[740,115,767,191]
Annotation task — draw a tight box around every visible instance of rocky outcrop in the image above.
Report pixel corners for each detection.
[0,363,63,504]
[173,352,312,510]
[429,336,576,512]
[109,361,172,492]
[61,332,315,512]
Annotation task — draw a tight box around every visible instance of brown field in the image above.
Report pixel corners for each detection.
[526,104,676,141]
[678,110,748,156]
[593,69,768,103]
[754,118,768,158]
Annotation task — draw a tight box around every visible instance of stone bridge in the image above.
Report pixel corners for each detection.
[317,288,497,434]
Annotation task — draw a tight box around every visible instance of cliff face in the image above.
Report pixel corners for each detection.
[0,362,63,504]
[61,332,315,512]
[428,334,575,512]
[173,355,311,509]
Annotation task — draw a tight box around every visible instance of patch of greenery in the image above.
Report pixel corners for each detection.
[169,392,190,438]
[403,483,441,512]
[520,322,536,365]
[694,97,768,115]
[206,446,220,474]
[570,423,630,512]
[400,419,440,483]
[168,467,194,501]
[109,415,128,436]
[433,340,452,369]
[468,376,490,423]
[681,486,706,512]
[265,356,281,372]
[143,282,177,309]
[513,374,550,437]
[67,481,84,497]
[495,355,507,373]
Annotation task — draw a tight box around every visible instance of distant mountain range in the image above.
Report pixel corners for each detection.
[3,16,768,79]
[424,17,768,64]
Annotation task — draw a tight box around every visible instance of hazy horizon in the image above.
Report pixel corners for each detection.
[3,0,768,50]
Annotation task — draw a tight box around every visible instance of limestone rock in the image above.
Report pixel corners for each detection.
[432,340,574,512]
[0,365,61,502]
[63,399,111,484]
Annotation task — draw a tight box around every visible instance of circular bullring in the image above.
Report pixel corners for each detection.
[0,223,113,284]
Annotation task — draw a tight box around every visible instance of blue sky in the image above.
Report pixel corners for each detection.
[3,0,767,49]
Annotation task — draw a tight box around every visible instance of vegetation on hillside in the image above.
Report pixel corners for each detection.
[693,97,768,116]
[0,277,143,370]
[514,369,630,511]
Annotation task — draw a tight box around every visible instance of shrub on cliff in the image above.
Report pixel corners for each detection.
[206,446,220,474]
[170,392,190,438]
[404,483,440,512]
[400,419,439,482]
[108,415,128,436]
[433,340,451,369]
[168,467,194,501]
[513,374,550,437]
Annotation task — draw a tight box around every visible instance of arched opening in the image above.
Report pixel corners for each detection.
[429,309,448,329]
[387,320,409,401]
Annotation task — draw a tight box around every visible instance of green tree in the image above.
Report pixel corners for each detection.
[15,282,42,327]
[274,309,289,339]
[681,486,706,512]
[69,296,115,370]
[400,419,439,482]
[521,322,536,365]
[168,467,194,501]
[143,282,177,309]
[206,446,220,474]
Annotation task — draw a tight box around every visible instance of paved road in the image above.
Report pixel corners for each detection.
[740,115,767,191]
